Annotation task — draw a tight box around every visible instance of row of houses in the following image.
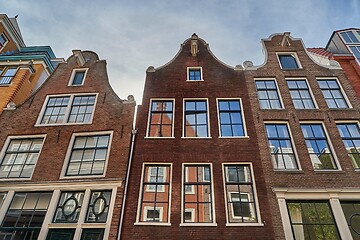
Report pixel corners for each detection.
[1,14,360,240]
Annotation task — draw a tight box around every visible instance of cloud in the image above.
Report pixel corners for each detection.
[1,0,358,103]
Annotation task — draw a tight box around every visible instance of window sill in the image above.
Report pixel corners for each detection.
[180,223,217,227]
[144,137,175,139]
[218,136,249,139]
[274,169,303,173]
[35,122,93,127]
[186,79,204,82]
[181,137,212,139]
[0,177,32,181]
[60,174,106,180]
[280,68,303,70]
[313,169,343,173]
[0,84,12,87]
[226,222,264,227]
[134,222,171,226]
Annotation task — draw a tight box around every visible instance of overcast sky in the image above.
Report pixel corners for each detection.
[2,0,359,103]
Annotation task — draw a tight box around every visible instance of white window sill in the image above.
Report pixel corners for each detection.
[35,122,93,127]
[134,222,171,226]
[180,223,217,227]
[0,177,32,181]
[60,174,106,180]
[144,137,175,139]
[273,169,303,173]
[186,79,204,82]
[313,169,342,173]
[226,222,264,227]
[218,136,249,139]
[181,137,212,139]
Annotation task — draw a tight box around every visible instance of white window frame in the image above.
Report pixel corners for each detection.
[186,67,203,81]
[60,131,113,179]
[216,98,248,138]
[228,192,254,220]
[35,93,98,126]
[339,30,360,44]
[222,162,263,226]
[67,68,88,86]
[285,77,319,109]
[0,66,18,85]
[254,78,285,110]
[0,134,46,181]
[182,98,211,139]
[316,77,352,109]
[184,167,195,194]
[135,163,172,226]
[263,121,302,171]
[276,52,302,69]
[0,33,8,51]
[180,163,217,226]
[143,206,163,222]
[274,188,357,240]
[145,98,175,139]
[300,121,342,171]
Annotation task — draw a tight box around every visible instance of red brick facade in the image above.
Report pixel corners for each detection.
[0,51,135,239]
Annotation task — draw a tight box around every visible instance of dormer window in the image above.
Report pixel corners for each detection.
[0,33,8,50]
[277,53,301,69]
[69,68,88,86]
[187,67,203,81]
[340,31,360,44]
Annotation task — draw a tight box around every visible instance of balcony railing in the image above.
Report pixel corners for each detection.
[0,75,14,85]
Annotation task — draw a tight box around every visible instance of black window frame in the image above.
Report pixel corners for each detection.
[147,100,174,137]
[184,100,209,137]
[286,79,316,109]
[255,80,283,109]
[217,99,246,137]
[317,79,349,109]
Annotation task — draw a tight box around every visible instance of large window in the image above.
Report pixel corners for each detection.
[217,99,246,137]
[301,123,337,170]
[38,94,97,125]
[137,164,171,224]
[0,136,45,179]
[64,133,111,177]
[317,79,349,108]
[223,164,258,224]
[182,164,215,224]
[287,201,340,240]
[184,100,209,137]
[147,100,174,137]
[187,67,202,81]
[286,79,316,109]
[340,201,360,239]
[278,53,300,69]
[47,189,112,240]
[336,123,360,169]
[0,192,52,240]
[265,124,298,170]
[255,80,283,109]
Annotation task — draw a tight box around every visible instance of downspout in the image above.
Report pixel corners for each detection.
[117,128,138,240]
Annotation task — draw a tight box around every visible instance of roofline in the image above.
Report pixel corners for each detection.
[0,14,25,48]
[325,28,360,49]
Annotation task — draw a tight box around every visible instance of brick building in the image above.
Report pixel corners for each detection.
[120,34,274,239]
[246,33,360,239]
[0,14,62,114]
[0,50,135,239]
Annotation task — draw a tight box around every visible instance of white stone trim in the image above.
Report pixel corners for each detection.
[186,67,204,81]
[67,68,88,86]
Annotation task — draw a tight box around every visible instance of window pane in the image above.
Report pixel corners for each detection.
[279,55,299,69]
[46,229,75,240]
[318,79,348,109]
[148,100,174,137]
[53,192,84,223]
[86,191,111,223]
[255,80,282,109]
[184,100,209,137]
[80,229,104,240]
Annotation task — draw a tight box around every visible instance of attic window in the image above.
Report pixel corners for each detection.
[187,67,203,81]
[69,68,88,86]
[0,33,8,50]
[277,53,301,69]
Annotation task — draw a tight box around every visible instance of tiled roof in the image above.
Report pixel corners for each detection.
[307,48,333,58]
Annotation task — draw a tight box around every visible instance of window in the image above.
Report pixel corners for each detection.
[340,31,360,44]
[0,33,8,50]
[255,80,283,109]
[187,67,202,81]
[223,164,259,224]
[265,124,298,170]
[349,46,360,63]
[317,79,349,108]
[287,201,340,240]
[47,189,112,240]
[147,100,174,137]
[0,67,17,85]
[301,123,338,170]
[340,201,360,239]
[38,94,97,125]
[286,79,316,109]
[0,136,45,179]
[336,123,360,169]
[69,69,87,86]
[0,192,52,240]
[184,100,210,137]
[137,164,171,224]
[278,53,300,69]
[217,99,246,137]
[182,164,215,224]
[64,133,111,177]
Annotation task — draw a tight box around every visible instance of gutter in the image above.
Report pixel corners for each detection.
[117,128,138,240]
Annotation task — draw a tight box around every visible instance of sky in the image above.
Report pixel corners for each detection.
[2,0,359,104]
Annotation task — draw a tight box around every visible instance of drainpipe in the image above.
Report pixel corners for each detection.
[117,128,138,240]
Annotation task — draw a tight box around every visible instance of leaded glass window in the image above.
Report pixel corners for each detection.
[340,201,360,239]
[184,100,209,137]
[86,191,111,223]
[53,192,84,223]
